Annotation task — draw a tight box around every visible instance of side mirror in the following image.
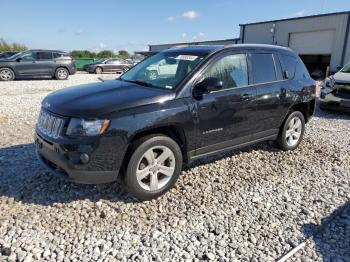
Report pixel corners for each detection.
[336,66,342,71]
[16,57,22,62]
[193,77,223,97]
[283,70,290,79]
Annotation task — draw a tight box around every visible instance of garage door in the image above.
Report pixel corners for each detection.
[289,30,335,55]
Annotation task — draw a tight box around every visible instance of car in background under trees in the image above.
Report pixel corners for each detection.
[320,62,350,112]
[0,51,19,59]
[83,58,133,74]
[0,50,76,81]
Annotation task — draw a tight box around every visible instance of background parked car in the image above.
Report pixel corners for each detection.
[83,58,132,74]
[0,51,19,59]
[0,50,76,81]
[320,62,350,112]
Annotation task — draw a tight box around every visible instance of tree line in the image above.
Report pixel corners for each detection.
[70,50,131,59]
[0,38,131,60]
[0,38,27,52]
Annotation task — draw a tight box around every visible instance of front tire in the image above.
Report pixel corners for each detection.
[55,67,69,80]
[95,67,103,74]
[276,111,305,151]
[124,135,183,200]
[0,68,15,81]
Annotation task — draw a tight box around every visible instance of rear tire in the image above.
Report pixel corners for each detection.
[55,67,69,80]
[0,68,15,81]
[95,67,103,74]
[123,135,183,200]
[276,111,305,151]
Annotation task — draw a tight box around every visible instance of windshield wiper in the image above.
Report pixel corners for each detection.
[121,79,153,87]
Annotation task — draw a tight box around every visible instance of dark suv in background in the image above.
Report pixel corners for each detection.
[0,50,76,81]
[35,44,316,200]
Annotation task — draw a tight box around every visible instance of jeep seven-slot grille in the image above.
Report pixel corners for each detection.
[37,109,64,138]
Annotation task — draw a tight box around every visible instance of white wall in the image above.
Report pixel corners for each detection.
[242,13,350,71]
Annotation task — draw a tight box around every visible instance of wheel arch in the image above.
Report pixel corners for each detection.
[119,125,188,176]
[289,99,315,123]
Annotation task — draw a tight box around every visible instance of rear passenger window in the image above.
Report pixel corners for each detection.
[280,54,296,79]
[203,54,248,89]
[37,52,53,60]
[251,53,276,84]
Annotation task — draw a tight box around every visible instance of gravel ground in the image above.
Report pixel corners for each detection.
[0,74,349,261]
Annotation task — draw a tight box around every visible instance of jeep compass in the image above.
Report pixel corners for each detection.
[35,44,316,200]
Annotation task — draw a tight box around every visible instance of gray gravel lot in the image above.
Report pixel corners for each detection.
[0,74,349,261]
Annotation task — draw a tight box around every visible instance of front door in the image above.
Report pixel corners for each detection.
[193,52,257,156]
[15,51,39,76]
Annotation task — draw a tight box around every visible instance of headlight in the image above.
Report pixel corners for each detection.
[66,118,110,136]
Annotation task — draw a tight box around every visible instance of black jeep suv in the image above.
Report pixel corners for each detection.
[35,44,316,200]
[0,50,76,81]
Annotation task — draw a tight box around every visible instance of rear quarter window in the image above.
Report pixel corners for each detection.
[280,54,296,79]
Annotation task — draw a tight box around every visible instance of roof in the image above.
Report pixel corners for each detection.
[149,38,239,48]
[240,11,350,26]
[27,49,67,53]
[161,44,293,55]
[162,45,225,55]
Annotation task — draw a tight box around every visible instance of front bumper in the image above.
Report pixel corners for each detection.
[35,132,122,184]
[319,87,350,113]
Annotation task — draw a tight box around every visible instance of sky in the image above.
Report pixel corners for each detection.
[1,0,350,53]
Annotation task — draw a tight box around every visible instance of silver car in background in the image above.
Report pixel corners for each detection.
[320,62,350,112]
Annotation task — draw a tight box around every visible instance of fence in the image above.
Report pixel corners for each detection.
[75,58,100,70]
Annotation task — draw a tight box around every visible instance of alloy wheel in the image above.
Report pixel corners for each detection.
[0,69,13,81]
[57,69,68,79]
[285,116,302,147]
[136,146,176,191]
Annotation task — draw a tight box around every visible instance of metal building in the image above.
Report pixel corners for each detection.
[149,38,239,52]
[240,11,350,74]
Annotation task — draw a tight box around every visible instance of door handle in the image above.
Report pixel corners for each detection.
[241,93,252,100]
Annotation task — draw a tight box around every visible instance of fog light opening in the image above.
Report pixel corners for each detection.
[80,153,90,164]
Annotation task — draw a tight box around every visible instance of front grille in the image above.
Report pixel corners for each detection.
[333,88,350,99]
[37,109,64,138]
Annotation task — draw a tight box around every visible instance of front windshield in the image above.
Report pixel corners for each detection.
[120,51,207,89]
[341,62,350,73]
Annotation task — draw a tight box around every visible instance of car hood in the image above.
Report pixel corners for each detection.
[42,80,175,118]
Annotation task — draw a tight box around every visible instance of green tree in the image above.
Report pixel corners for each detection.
[70,50,96,58]
[117,50,130,59]
[97,50,114,58]
[0,38,27,52]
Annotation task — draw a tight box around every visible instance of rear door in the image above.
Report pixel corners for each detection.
[249,51,287,138]
[36,51,55,75]
[105,59,122,72]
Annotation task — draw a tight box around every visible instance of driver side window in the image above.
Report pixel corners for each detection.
[203,54,248,89]
[21,52,37,61]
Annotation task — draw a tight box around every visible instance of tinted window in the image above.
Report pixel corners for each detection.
[295,57,310,79]
[273,54,284,80]
[37,52,52,60]
[53,52,66,58]
[251,53,276,84]
[107,59,122,64]
[21,52,37,61]
[280,54,296,79]
[202,54,248,89]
